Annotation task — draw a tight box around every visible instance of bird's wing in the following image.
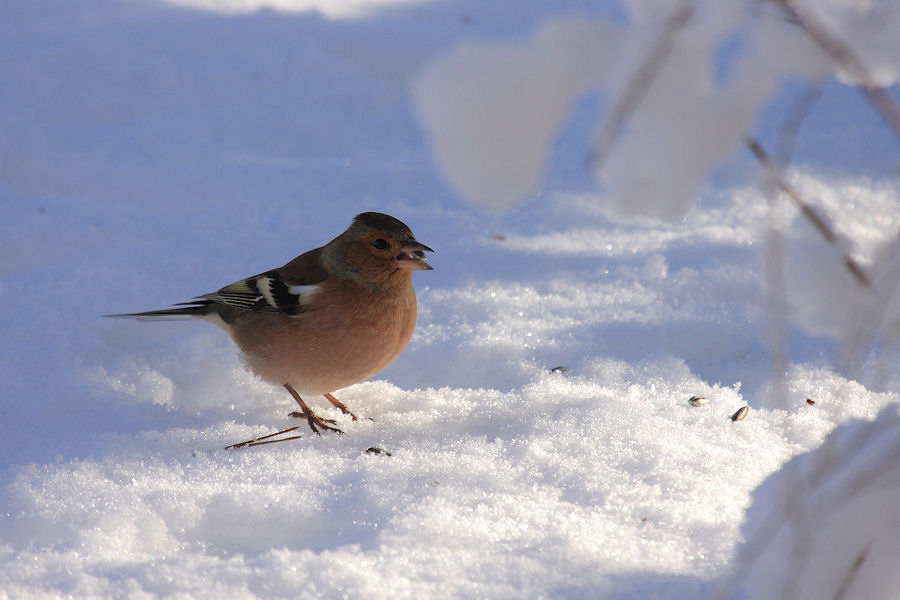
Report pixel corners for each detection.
[199,247,329,316]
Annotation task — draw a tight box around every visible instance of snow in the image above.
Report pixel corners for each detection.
[411,16,619,209]
[2,0,900,598]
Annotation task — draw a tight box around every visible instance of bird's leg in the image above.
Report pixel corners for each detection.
[323,392,358,421]
[284,383,343,435]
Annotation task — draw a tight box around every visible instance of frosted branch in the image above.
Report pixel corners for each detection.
[774,0,900,140]
[589,1,695,172]
[746,137,871,287]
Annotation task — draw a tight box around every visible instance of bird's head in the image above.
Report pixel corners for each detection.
[332,212,433,284]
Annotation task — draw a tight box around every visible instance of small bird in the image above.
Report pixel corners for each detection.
[107,212,433,437]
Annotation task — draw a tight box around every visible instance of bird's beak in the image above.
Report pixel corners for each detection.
[397,239,434,271]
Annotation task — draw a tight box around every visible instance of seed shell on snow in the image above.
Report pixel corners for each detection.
[731,406,750,422]
[365,447,392,456]
[688,395,709,407]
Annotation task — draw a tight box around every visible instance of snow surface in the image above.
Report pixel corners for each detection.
[2,1,900,599]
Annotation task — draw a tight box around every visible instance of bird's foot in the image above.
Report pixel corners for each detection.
[288,410,343,435]
[283,384,346,434]
[225,426,302,450]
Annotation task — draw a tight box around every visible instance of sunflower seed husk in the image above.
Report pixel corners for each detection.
[731,406,750,422]
[365,447,392,456]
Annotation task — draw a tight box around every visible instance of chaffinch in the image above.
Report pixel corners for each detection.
[108,212,433,438]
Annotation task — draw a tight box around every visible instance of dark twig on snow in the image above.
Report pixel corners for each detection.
[225,426,302,450]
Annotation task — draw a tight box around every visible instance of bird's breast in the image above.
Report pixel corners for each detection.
[229,274,418,395]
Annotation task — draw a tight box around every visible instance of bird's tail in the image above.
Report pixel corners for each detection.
[104,301,214,321]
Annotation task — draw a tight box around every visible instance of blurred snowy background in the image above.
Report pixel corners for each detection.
[2,0,900,598]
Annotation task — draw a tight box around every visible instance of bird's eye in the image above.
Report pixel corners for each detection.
[372,238,389,250]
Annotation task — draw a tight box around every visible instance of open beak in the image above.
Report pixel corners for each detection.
[396,239,434,271]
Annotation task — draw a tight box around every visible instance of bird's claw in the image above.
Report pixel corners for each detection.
[288,410,344,435]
